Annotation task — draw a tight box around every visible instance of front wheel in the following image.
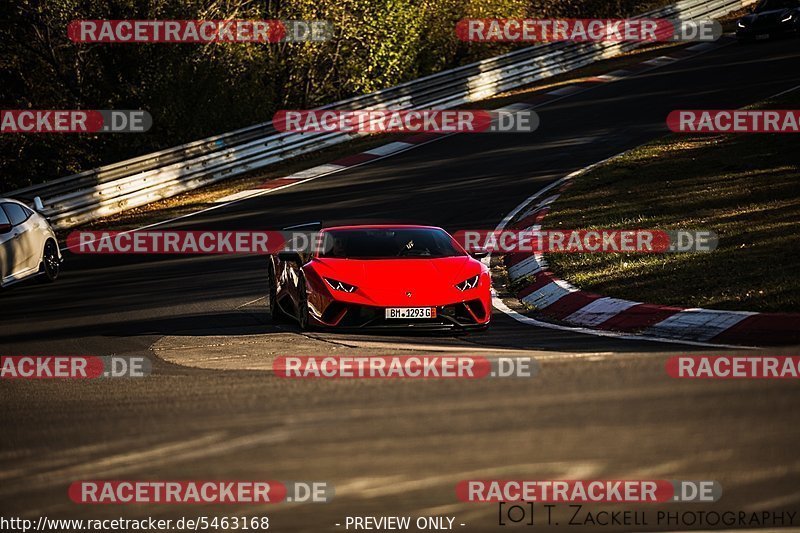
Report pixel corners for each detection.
[267,262,286,322]
[38,241,60,283]
[297,275,310,330]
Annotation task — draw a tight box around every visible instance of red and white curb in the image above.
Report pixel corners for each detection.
[213,134,446,204]
[492,150,800,349]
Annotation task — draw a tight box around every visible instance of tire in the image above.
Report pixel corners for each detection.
[38,240,59,283]
[267,262,286,322]
[297,274,310,331]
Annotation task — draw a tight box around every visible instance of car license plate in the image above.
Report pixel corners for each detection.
[385,307,436,319]
[756,34,770,40]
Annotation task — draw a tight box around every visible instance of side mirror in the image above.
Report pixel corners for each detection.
[470,250,489,259]
[0,223,12,235]
[278,250,303,264]
[33,196,45,212]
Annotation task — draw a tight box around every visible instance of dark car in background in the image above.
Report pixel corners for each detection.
[737,0,800,40]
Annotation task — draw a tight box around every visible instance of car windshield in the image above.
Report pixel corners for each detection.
[320,228,465,259]
[755,0,799,12]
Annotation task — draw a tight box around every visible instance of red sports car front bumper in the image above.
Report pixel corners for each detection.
[303,269,491,330]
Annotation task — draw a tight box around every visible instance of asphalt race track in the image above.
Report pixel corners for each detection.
[2,38,800,531]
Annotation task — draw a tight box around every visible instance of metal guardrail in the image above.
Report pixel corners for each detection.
[5,0,752,229]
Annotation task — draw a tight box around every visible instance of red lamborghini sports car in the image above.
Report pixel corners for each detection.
[267,225,492,331]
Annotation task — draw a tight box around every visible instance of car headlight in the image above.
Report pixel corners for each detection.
[737,20,747,28]
[325,278,358,293]
[455,274,480,291]
[781,12,794,23]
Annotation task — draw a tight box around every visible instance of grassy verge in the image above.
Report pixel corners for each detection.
[543,89,800,313]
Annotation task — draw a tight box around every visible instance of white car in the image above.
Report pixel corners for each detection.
[0,197,62,287]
